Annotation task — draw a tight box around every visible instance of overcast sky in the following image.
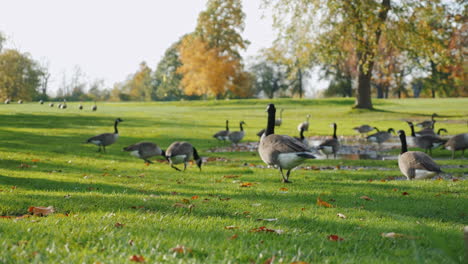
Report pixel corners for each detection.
[1,0,323,96]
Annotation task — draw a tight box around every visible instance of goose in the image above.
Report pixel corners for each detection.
[228,121,246,145]
[39,99,44,104]
[416,113,438,129]
[4,98,10,104]
[78,103,83,110]
[397,130,442,180]
[165,141,202,171]
[18,100,23,104]
[318,123,340,159]
[92,102,97,111]
[367,128,395,146]
[213,120,230,142]
[49,102,54,107]
[417,126,448,137]
[294,126,308,146]
[407,121,446,155]
[353,124,374,136]
[258,104,315,183]
[275,109,284,126]
[123,142,165,164]
[85,118,123,152]
[58,103,62,108]
[297,114,310,132]
[444,133,468,159]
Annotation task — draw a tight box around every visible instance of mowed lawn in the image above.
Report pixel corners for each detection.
[0,98,467,264]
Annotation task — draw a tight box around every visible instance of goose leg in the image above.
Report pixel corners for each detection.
[183,162,187,171]
[144,159,153,164]
[283,169,293,183]
[171,164,182,171]
[97,146,101,152]
[103,146,106,153]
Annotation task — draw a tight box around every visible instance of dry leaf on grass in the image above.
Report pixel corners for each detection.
[250,226,284,234]
[224,226,239,230]
[327,234,344,241]
[228,234,238,240]
[191,195,199,200]
[317,197,333,208]
[170,245,192,254]
[240,182,254,187]
[360,196,373,201]
[129,255,145,262]
[402,192,409,195]
[28,206,55,216]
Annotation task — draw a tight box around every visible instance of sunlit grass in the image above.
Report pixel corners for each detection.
[0,98,467,263]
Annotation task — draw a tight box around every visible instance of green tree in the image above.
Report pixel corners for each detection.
[263,0,462,108]
[154,40,184,100]
[0,49,43,101]
[249,58,288,99]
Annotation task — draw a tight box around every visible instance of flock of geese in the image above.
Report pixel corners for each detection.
[82,103,467,183]
[4,98,98,111]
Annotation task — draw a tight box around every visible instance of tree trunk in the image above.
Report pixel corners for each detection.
[376,83,384,99]
[298,68,303,98]
[355,68,373,109]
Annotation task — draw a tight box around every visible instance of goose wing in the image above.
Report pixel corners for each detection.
[401,152,442,172]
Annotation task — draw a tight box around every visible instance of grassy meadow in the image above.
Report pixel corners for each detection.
[0,98,467,263]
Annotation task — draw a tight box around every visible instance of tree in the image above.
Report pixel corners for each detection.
[154,39,184,100]
[0,49,43,101]
[249,58,288,98]
[128,62,154,101]
[263,0,462,108]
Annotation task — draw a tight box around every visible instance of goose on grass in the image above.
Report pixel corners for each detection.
[353,124,374,136]
[318,123,340,159]
[213,120,230,142]
[416,113,438,129]
[165,141,202,171]
[258,104,315,183]
[228,121,246,145]
[123,142,165,164]
[397,130,442,180]
[444,133,468,159]
[407,121,446,156]
[297,114,310,132]
[367,128,395,146]
[85,118,123,152]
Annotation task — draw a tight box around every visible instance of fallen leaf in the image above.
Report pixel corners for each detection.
[19,163,30,168]
[170,245,192,254]
[170,191,178,195]
[173,203,187,208]
[250,226,284,234]
[452,178,459,182]
[228,234,238,240]
[291,262,309,264]
[402,192,409,195]
[360,196,373,201]
[0,216,12,219]
[181,199,191,204]
[392,188,398,192]
[11,186,17,190]
[380,179,386,182]
[337,213,347,219]
[381,232,405,238]
[28,206,55,216]
[240,182,253,187]
[279,187,288,191]
[31,159,40,162]
[191,195,199,200]
[219,197,231,201]
[224,225,239,230]
[301,208,306,211]
[327,234,344,241]
[317,197,333,208]
[223,175,240,179]
[129,255,145,262]
[264,256,276,264]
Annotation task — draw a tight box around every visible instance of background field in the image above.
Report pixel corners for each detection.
[0,98,467,263]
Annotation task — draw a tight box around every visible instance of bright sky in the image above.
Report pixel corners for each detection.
[1,0,323,96]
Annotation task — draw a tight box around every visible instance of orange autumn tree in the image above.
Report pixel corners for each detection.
[178,0,250,99]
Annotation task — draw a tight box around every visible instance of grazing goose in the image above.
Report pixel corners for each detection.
[416,113,438,129]
[85,118,123,152]
[213,120,230,142]
[92,102,97,111]
[165,141,202,171]
[275,108,284,126]
[258,104,315,183]
[367,128,395,146]
[353,124,374,136]
[444,133,468,159]
[407,121,446,155]
[4,98,10,104]
[123,142,165,164]
[228,121,246,145]
[18,99,23,104]
[318,123,340,159]
[297,114,311,132]
[39,99,44,104]
[397,130,442,180]
[49,102,54,107]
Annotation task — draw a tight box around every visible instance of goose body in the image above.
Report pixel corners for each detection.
[416,113,437,129]
[39,99,44,104]
[407,122,446,155]
[367,128,395,145]
[318,123,340,159]
[259,104,315,183]
[123,142,165,163]
[353,124,374,135]
[86,118,123,152]
[4,98,10,104]
[165,141,202,171]
[213,120,230,141]
[79,104,83,110]
[397,130,441,180]
[49,103,54,107]
[92,103,97,111]
[297,114,310,132]
[18,100,23,104]
[228,121,246,145]
[444,133,468,159]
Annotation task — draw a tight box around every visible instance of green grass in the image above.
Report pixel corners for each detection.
[0,98,467,264]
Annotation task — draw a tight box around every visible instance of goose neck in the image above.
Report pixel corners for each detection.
[399,133,408,154]
[265,109,276,137]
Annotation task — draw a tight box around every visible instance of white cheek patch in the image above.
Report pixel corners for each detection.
[414,169,437,179]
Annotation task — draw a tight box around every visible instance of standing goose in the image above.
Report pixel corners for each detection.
[407,121,446,156]
[318,123,340,159]
[444,133,468,159]
[165,141,202,171]
[85,118,123,152]
[294,126,308,146]
[353,124,375,136]
[78,103,83,110]
[367,128,395,146]
[416,113,438,129]
[39,99,44,104]
[4,98,10,104]
[258,104,315,183]
[397,130,442,180]
[92,102,97,111]
[18,99,23,104]
[297,114,310,132]
[275,109,284,126]
[213,120,230,142]
[123,142,165,164]
[228,121,246,145]
[49,102,54,107]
